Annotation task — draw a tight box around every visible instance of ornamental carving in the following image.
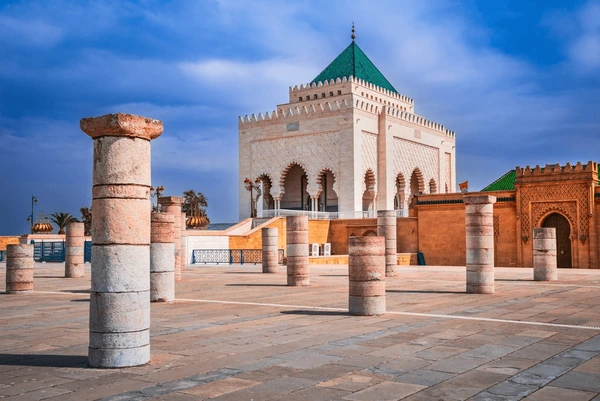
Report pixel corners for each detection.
[250,131,341,198]
[519,183,589,242]
[361,131,378,192]
[392,137,439,199]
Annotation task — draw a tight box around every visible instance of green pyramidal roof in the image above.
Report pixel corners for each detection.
[482,167,600,192]
[312,41,398,94]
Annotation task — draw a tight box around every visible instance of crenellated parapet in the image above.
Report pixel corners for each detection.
[515,161,598,186]
[239,98,351,125]
[383,105,455,139]
[289,76,413,106]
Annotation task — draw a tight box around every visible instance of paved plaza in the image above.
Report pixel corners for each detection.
[1,262,600,400]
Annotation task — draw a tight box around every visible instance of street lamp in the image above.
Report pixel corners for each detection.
[244,178,261,218]
[150,185,164,212]
[26,195,38,234]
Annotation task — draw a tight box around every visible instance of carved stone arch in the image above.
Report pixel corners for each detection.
[429,178,438,194]
[409,168,425,196]
[279,161,310,197]
[315,167,339,197]
[362,168,377,193]
[396,172,406,192]
[535,206,577,238]
[363,229,377,237]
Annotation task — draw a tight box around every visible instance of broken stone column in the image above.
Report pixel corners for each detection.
[81,112,162,368]
[158,197,184,281]
[180,212,187,273]
[464,194,497,294]
[151,213,175,302]
[262,227,279,273]
[377,210,398,277]
[348,236,386,315]
[65,222,85,278]
[6,244,34,294]
[286,216,309,286]
[533,227,557,281]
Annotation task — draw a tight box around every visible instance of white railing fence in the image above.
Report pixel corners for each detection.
[261,209,408,220]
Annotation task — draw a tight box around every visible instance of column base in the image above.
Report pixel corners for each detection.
[88,344,150,368]
[349,296,385,316]
[466,284,495,294]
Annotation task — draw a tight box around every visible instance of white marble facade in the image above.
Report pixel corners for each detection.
[238,76,456,219]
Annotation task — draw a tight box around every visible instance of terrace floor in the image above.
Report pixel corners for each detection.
[1,262,600,401]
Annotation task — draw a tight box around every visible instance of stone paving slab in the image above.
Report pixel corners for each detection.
[0,263,599,400]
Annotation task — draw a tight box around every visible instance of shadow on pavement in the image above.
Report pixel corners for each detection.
[280,309,349,316]
[0,354,88,368]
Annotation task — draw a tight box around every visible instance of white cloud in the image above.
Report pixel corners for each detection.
[0,15,63,47]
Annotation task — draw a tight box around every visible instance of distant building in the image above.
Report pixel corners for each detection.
[238,34,456,220]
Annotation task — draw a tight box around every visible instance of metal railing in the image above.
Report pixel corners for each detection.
[32,241,65,262]
[0,250,4,262]
[262,209,408,219]
[192,249,285,265]
[84,241,92,263]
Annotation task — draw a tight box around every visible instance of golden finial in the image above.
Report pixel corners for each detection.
[351,22,356,41]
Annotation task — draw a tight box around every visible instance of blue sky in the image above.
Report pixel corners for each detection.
[1,0,599,235]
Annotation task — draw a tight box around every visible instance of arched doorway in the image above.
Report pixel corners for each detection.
[362,170,376,213]
[317,169,338,212]
[258,174,274,211]
[410,168,424,198]
[394,173,406,211]
[542,213,572,268]
[281,164,309,210]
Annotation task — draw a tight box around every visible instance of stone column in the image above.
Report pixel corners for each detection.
[533,227,557,281]
[6,244,34,294]
[377,210,397,277]
[65,222,85,278]
[286,216,309,286]
[180,212,187,273]
[151,213,175,302]
[81,112,162,368]
[262,227,279,273]
[348,236,386,315]
[464,194,497,294]
[158,197,184,281]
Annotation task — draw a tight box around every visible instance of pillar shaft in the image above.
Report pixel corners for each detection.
[158,196,184,281]
[533,228,557,281]
[286,216,309,286]
[262,227,279,273]
[6,244,34,294]
[65,222,85,278]
[377,210,397,277]
[180,212,187,273]
[464,194,496,294]
[81,112,162,368]
[151,213,175,302]
[348,236,386,315]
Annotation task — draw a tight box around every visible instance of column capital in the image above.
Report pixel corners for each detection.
[158,196,184,207]
[463,194,496,205]
[80,113,163,141]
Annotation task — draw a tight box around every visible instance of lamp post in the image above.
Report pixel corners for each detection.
[150,185,164,212]
[26,195,38,234]
[244,178,261,218]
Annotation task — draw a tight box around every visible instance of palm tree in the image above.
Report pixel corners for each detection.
[80,207,92,236]
[50,212,77,234]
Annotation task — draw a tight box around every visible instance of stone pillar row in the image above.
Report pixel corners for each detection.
[533,227,557,281]
[158,196,184,281]
[464,194,496,294]
[81,112,162,368]
[262,227,279,273]
[348,236,386,316]
[377,210,397,277]
[286,216,309,286]
[6,244,34,294]
[151,213,175,302]
[65,221,85,278]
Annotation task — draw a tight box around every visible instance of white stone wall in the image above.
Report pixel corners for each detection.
[239,76,456,218]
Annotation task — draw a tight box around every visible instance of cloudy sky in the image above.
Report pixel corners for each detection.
[1,0,599,235]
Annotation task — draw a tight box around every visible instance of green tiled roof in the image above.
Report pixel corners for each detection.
[482,167,600,192]
[312,41,398,94]
[482,170,516,192]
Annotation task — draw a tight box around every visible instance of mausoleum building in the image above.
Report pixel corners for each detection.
[239,35,456,220]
